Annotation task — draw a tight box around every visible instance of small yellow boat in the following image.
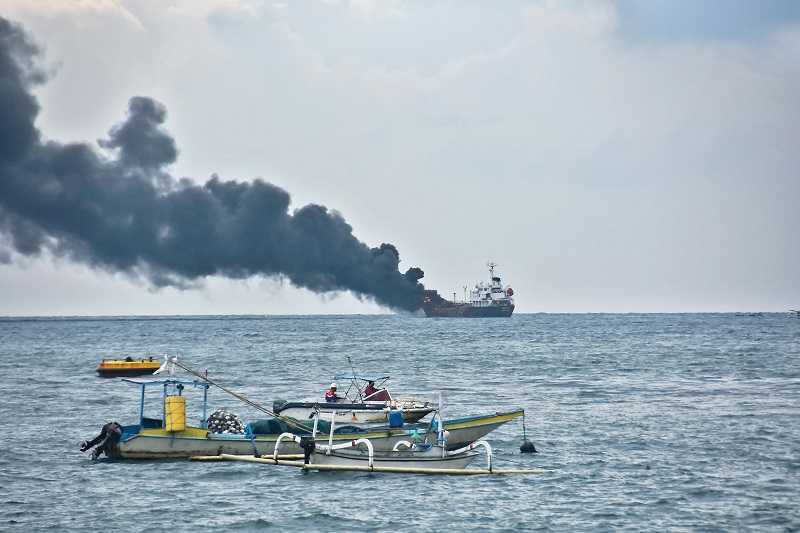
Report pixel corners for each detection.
[96,357,161,377]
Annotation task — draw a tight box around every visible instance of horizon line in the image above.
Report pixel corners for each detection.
[0,310,795,320]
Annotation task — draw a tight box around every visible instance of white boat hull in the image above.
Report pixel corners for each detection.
[276,406,389,424]
[274,404,434,425]
[118,431,411,458]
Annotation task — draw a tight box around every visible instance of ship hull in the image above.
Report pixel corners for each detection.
[422,303,514,318]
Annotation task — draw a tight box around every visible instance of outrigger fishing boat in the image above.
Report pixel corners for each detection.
[195,412,543,476]
[96,356,161,377]
[81,371,525,460]
[273,374,436,425]
[273,411,492,471]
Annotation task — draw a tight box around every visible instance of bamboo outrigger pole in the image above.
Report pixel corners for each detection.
[195,453,548,476]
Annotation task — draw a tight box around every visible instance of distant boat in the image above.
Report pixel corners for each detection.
[422,262,515,318]
[96,357,161,377]
[790,309,800,318]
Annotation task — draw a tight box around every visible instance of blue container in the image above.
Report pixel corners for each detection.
[388,410,404,428]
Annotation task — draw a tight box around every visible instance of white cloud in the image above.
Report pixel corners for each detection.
[347,0,406,20]
[2,0,144,28]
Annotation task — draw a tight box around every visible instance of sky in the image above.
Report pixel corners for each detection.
[0,0,798,315]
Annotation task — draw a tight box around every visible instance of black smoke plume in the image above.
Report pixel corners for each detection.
[0,18,425,311]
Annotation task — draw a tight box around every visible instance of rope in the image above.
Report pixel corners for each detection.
[169,358,316,434]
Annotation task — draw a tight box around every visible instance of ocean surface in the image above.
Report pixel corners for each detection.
[0,313,798,532]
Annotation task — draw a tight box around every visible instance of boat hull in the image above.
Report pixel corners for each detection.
[97,368,161,377]
[96,360,161,377]
[114,410,523,459]
[274,403,434,424]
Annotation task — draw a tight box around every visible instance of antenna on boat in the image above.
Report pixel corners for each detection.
[487,261,497,279]
[346,355,363,402]
[437,391,447,458]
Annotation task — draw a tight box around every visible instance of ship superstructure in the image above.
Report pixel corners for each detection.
[421,262,515,318]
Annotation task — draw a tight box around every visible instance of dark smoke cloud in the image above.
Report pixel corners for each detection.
[0,17,425,311]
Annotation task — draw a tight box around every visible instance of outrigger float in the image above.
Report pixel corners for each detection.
[82,359,526,460]
[192,453,546,475]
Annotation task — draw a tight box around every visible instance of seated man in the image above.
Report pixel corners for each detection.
[363,380,378,399]
[324,383,340,403]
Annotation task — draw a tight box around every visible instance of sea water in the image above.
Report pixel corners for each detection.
[0,313,798,531]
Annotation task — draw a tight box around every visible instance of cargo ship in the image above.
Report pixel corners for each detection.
[421,263,515,317]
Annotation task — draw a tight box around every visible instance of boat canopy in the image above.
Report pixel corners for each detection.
[333,374,390,383]
[332,374,392,402]
[121,376,210,388]
[122,377,210,428]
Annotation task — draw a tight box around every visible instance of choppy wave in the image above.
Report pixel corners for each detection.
[1,313,798,531]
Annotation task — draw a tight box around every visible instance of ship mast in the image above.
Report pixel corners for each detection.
[487,261,497,280]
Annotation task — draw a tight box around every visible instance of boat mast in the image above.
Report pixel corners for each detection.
[346,355,363,402]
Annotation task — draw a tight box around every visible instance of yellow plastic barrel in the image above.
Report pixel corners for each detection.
[165,395,186,432]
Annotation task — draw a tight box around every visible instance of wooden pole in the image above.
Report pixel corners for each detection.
[190,454,304,462]
[199,453,546,475]
[299,463,546,475]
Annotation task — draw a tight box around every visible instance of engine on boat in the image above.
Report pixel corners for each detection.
[299,436,315,464]
[80,421,122,460]
[206,409,245,434]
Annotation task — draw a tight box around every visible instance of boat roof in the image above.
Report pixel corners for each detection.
[121,377,210,388]
[333,374,390,383]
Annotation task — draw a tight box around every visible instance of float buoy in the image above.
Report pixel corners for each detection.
[519,410,537,453]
